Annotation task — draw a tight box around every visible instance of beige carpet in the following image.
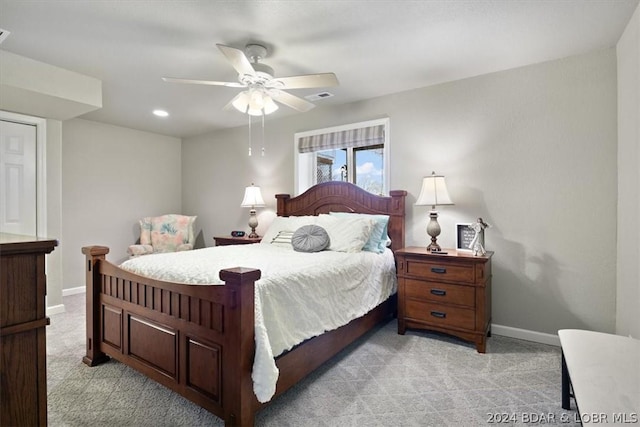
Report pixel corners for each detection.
[46,294,579,426]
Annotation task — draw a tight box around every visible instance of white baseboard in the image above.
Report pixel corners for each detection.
[62,286,85,296]
[46,303,65,316]
[46,287,85,315]
[492,323,560,347]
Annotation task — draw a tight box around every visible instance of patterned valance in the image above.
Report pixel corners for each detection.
[297,124,384,153]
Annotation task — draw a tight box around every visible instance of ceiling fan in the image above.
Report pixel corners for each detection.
[162,43,339,116]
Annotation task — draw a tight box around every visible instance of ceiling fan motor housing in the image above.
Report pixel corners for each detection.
[241,44,275,83]
[251,62,274,79]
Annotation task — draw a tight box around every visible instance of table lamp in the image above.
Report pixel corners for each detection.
[240,184,265,238]
[415,172,454,251]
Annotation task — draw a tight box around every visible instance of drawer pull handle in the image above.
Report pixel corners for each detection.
[430,311,446,319]
[430,289,446,296]
[431,267,447,274]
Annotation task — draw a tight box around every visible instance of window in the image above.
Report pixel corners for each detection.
[294,118,389,195]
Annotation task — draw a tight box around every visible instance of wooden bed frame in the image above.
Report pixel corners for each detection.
[82,182,406,426]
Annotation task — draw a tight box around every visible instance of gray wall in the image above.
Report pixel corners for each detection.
[182,121,297,248]
[61,119,182,288]
[617,4,640,339]
[183,48,618,338]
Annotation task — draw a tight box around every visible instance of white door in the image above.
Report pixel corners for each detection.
[0,119,37,235]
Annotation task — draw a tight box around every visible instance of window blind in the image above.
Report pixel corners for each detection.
[297,124,384,153]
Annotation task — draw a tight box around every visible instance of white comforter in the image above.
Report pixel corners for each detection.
[119,244,397,402]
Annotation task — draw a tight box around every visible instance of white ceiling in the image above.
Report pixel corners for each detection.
[0,0,637,138]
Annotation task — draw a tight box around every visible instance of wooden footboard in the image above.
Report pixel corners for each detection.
[82,246,260,425]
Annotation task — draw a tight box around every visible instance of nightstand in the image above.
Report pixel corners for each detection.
[395,247,493,353]
[213,236,262,246]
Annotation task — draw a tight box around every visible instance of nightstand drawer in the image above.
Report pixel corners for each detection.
[405,299,475,330]
[405,279,475,308]
[405,259,475,284]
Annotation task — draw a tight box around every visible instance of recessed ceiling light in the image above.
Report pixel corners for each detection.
[153,109,169,117]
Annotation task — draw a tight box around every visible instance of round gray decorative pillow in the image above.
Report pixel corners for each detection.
[291,225,330,253]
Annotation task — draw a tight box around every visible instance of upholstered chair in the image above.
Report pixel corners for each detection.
[127,214,196,257]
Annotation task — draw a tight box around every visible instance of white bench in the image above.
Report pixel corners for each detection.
[559,329,640,426]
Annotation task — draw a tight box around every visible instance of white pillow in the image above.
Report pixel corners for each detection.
[316,214,375,253]
[261,216,318,244]
[329,212,390,254]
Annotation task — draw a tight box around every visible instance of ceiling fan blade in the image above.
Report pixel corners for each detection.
[270,89,316,112]
[216,44,256,77]
[270,73,339,89]
[162,77,246,88]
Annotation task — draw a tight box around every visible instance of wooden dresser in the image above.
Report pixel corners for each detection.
[395,247,492,353]
[0,233,57,426]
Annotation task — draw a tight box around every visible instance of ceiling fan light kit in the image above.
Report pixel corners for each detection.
[162,42,339,116]
[231,88,279,116]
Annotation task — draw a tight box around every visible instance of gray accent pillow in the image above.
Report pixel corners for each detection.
[291,225,330,253]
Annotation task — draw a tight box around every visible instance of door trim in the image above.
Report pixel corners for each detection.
[0,111,47,237]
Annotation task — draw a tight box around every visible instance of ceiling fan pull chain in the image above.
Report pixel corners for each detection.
[248,115,252,156]
[261,113,266,157]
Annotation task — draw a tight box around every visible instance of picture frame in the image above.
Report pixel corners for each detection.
[456,223,474,252]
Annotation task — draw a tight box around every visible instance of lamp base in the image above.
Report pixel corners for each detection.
[427,240,441,252]
[247,209,259,239]
[426,210,442,252]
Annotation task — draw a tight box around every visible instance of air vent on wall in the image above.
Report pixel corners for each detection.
[0,29,10,45]
[304,92,334,101]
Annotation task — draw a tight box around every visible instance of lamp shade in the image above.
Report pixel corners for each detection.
[415,172,454,208]
[241,184,265,208]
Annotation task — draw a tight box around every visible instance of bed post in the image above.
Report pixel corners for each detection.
[81,246,110,367]
[219,267,261,427]
[275,193,290,216]
[388,190,407,251]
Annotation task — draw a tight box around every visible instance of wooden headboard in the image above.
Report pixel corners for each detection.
[275,181,407,252]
